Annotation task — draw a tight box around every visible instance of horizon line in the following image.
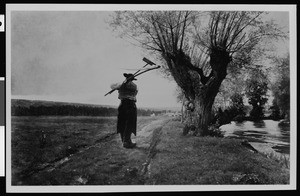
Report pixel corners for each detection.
[11,97,181,110]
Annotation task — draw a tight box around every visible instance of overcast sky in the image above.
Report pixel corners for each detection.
[9,9,289,108]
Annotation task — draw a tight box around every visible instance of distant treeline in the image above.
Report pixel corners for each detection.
[11,105,166,117]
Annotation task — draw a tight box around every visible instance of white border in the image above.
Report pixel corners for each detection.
[0,126,4,177]
[6,4,297,193]
[0,78,4,177]
[288,4,297,193]
[5,4,296,11]
[6,3,12,191]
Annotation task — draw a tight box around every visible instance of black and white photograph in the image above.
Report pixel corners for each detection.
[6,4,296,192]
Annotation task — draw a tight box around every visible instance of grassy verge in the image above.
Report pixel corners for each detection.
[147,119,289,184]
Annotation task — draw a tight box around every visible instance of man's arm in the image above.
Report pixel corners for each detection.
[110,83,122,90]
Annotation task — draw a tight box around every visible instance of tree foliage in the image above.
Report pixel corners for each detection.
[230,93,246,117]
[109,11,287,134]
[269,99,281,120]
[245,70,269,119]
[269,54,290,119]
[110,11,285,94]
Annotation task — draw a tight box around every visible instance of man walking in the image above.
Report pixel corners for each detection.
[110,73,138,148]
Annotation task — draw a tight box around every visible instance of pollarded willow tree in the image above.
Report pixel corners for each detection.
[110,11,286,135]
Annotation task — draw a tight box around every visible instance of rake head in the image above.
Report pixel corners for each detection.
[142,57,156,65]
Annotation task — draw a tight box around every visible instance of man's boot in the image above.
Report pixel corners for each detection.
[123,131,136,148]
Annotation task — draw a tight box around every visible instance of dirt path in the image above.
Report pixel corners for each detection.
[27,116,172,185]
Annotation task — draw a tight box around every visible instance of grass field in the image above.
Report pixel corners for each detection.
[10,115,289,186]
[10,116,159,185]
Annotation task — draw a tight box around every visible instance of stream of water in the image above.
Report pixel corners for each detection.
[220,120,290,155]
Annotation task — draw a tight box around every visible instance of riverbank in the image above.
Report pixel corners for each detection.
[231,115,289,123]
[139,118,289,185]
[220,118,290,167]
[11,116,289,186]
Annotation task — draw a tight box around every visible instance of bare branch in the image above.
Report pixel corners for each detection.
[151,15,166,53]
[230,32,284,53]
[132,14,163,50]
[179,11,189,50]
[226,12,262,49]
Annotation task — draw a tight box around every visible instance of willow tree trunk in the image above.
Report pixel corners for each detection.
[195,49,231,136]
[163,49,231,136]
[195,95,213,136]
[194,79,223,135]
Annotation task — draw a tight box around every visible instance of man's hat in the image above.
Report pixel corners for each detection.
[123,73,137,80]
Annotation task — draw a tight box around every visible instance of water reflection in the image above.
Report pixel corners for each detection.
[253,120,266,128]
[220,120,290,154]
